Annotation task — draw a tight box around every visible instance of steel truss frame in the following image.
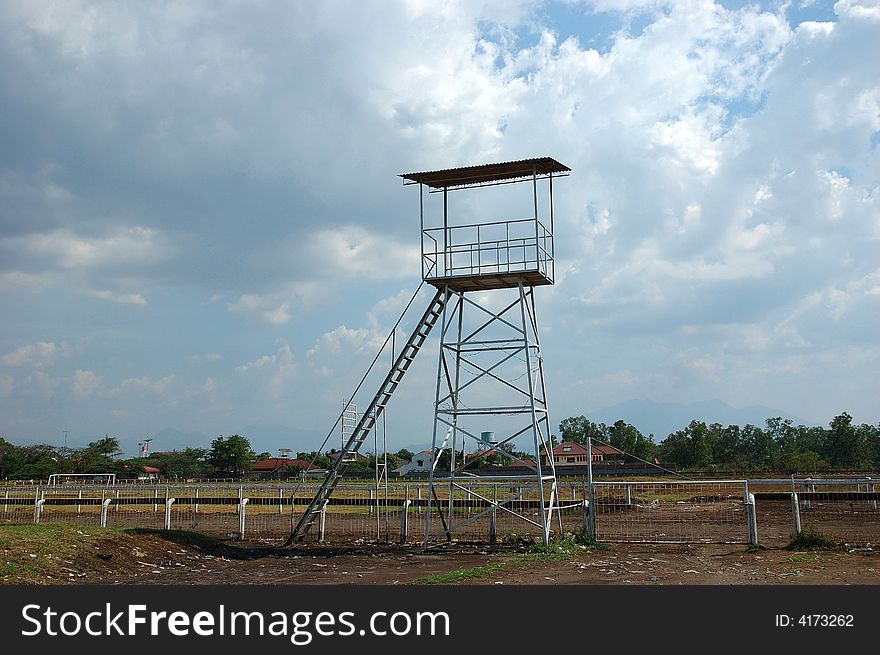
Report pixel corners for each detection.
[422,281,559,547]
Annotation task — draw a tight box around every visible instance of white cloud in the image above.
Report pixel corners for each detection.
[235,353,278,373]
[89,289,147,305]
[1,341,69,367]
[26,370,57,395]
[1,1,878,440]
[307,326,387,362]
[9,227,165,270]
[112,374,176,397]
[186,353,222,364]
[307,227,420,281]
[228,294,292,325]
[71,369,101,396]
[0,271,53,289]
[235,345,297,398]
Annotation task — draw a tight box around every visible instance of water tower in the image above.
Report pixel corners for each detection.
[285,157,569,546]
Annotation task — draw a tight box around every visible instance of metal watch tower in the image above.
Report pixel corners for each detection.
[401,157,570,546]
[285,157,569,546]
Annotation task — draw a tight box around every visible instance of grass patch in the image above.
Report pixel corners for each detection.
[0,523,126,584]
[411,562,509,584]
[786,554,819,563]
[412,531,608,585]
[787,527,839,551]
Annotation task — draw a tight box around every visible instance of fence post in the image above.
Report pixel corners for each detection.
[239,498,249,540]
[4,489,9,515]
[746,493,758,546]
[803,477,813,510]
[369,489,374,516]
[586,438,596,537]
[318,500,328,543]
[165,498,176,530]
[33,489,45,524]
[195,487,199,514]
[489,505,497,544]
[867,477,877,511]
[100,498,112,528]
[399,499,411,544]
[279,487,284,514]
[153,488,158,513]
[791,492,802,537]
[417,487,422,515]
[581,499,591,535]
[624,484,632,506]
[77,489,82,514]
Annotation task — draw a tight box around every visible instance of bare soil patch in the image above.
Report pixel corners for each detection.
[44,531,880,586]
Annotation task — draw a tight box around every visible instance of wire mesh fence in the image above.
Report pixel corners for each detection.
[588,480,750,544]
[2,478,878,547]
[749,477,880,547]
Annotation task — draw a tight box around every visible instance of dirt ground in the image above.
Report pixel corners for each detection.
[38,530,877,586]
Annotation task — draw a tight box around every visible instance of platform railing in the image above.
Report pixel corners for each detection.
[422,217,553,282]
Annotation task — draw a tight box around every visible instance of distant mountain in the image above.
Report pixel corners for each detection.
[233,424,325,456]
[589,399,809,441]
[147,428,213,452]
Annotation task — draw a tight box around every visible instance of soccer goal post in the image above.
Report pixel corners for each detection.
[48,473,116,486]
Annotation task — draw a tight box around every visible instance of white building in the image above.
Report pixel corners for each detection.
[393,449,435,475]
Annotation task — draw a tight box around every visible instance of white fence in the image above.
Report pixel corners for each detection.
[2,478,878,546]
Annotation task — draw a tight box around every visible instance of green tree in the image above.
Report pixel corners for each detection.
[607,420,655,461]
[297,451,332,469]
[558,416,608,444]
[0,437,18,479]
[435,449,465,473]
[207,434,255,475]
[6,444,66,479]
[344,453,402,473]
[708,423,744,469]
[88,435,123,458]
[154,448,209,479]
[862,422,880,467]
[740,424,773,471]
[782,450,828,473]
[658,421,711,469]
[823,412,866,468]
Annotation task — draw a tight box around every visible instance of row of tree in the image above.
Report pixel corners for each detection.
[0,433,419,480]
[0,434,252,481]
[3,412,879,479]
[558,412,880,473]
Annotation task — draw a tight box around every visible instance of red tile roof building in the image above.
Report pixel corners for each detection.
[540,441,623,467]
[252,458,318,473]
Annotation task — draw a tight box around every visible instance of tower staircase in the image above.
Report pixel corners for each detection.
[284,287,451,544]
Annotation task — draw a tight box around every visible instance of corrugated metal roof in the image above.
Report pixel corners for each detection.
[400,156,570,189]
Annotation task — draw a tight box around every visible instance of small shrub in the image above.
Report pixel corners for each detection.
[787,527,838,551]
[526,530,608,556]
[571,528,610,550]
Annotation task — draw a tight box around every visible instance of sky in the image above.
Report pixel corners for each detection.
[0,0,878,456]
